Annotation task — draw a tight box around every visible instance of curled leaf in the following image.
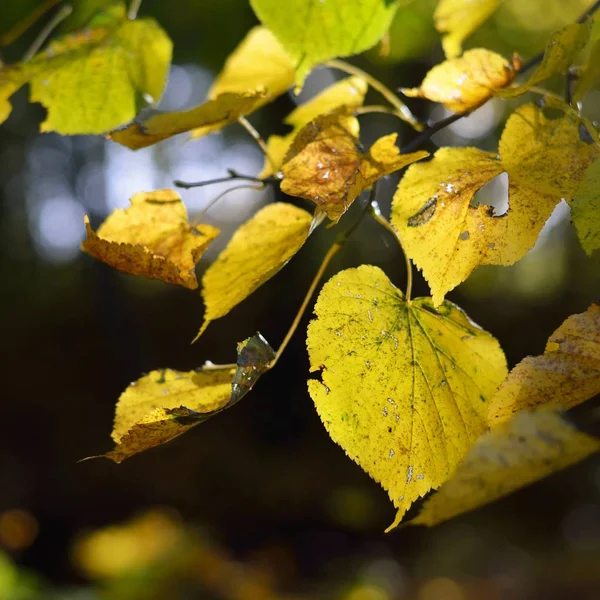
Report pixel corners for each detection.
[434,0,500,58]
[392,104,600,305]
[307,265,507,530]
[102,333,275,463]
[1,4,172,134]
[402,49,521,114]
[82,189,218,289]
[281,114,427,223]
[409,410,600,526]
[197,203,313,339]
[489,304,600,425]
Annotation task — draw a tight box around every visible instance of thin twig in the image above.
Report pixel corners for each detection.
[174,170,267,189]
[368,200,413,302]
[324,59,424,131]
[22,3,72,62]
[192,183,265,224]
[354,105,403,118]
[128,0,143,19]
[0,0,60,47]
[237,116,279,176]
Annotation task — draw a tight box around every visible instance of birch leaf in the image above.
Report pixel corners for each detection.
[82,189,219,289]
[497,20,592,98]
[306,265,507,530]
[250,0,399,85]
[570,158,600,255]
[402,49,521,114]
[197,203,313,339]
[0,4,172,134]
[409,411,600,526]
[489,304,600,425]
[102,333,275,463]
[434,0,500,58]
[573,38,600,103]
[391,104,600,305]
[281,114,427,223]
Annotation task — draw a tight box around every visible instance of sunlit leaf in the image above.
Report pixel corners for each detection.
[409,410,600,526]
[434,0,500,58]
[281,114,427,223]
[571,158,600,255]
[260,76,368,178]
[489,304,600,425]
[109,91,266,150]
[497,20,592,98]
[82,189,219,289]
[0,4,172,134]
[391,104,600,305]
[307,265,507,530]
[401,49,521,114]
[102,333,275,463]
[250,0,399,85]
[197,203,313,339]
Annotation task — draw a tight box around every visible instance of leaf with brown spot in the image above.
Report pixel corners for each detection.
[489,304,600,425]
[82,189,218,289]
[402,49,521,114]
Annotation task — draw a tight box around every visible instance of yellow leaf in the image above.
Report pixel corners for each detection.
[573,38,600,103]
[391,104,600,305]
[409,410,600,526]
[260,76,368,178]
[1,4,172,134]
[82,189,219,289]
[306,265,507,530]
[402,49,521,114]
[571,158,600,255]
[102,333,275,463]
[497,20,592,98]
[489,304,600,425]
[109,91,266,150]
[281,114,428,223]
[434,0,500,58]
[197,203,313,339]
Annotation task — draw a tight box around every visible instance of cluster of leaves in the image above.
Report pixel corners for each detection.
[4,0,600,529]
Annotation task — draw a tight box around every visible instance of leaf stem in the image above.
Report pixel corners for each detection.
[128,0,143,19]
[0,0,60,47]
[323,59,424,131]
[237,116,280,176]
[191,183,265,224]
[22,3,72,62]
[174,170,268,189]
[368,200,413,302]
[354,105,404,118]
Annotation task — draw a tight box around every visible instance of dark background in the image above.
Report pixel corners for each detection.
[1,0,600,598]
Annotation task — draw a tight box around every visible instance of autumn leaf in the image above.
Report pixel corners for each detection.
[102,333,275,463]
[497,20,592,98]
[401,49,522,114]
[489,304,600,425]
[306,265,507,530]
[0,4,172,134]
[573,38,600,102]
[281,113,428,224]
[197,203,313,340]
[391,103,600,305]
[570,158,600,255]
[260,76,368,178]
[434,0,500,58]
[82,189,219,289]
[110,26,295,149]
[409,410,600,526]
[250,0,399,85]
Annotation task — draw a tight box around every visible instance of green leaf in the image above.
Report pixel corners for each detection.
[571,158,600,255]
[0,3,172,134]
[250,0,399,86]
[306,265,507,529]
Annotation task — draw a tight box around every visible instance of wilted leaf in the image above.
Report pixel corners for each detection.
[489,304,600,425]
[197,203,313,339]
[307,265,507,529]
[103,333,275,463]
[82,189,219,289]
[0,4,172,134]
[571,158,600,255]
[409,410,600,526]
[497,20,592,98]
[260,76,368,178]
[250,0,399,85]
[281,114,427,223]
[391,104,600,305]
[434,0,500,58]
[402,49,521,114]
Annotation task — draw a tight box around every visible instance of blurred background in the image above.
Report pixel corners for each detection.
[1,0,600,598]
